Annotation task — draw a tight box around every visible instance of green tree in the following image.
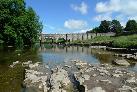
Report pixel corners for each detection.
[0,0,42,46]
[99,20,111,33]
[125,20,137,32]
[111,20,123,34]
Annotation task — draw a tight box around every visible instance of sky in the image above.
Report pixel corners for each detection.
[25,0,137,34]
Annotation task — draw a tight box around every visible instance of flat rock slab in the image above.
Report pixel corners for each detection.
[112,59,130,66]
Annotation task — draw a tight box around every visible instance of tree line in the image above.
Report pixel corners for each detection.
[0,0,42,47]
[87,20,137,35]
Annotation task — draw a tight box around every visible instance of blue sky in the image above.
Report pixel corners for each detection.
[25,0,137,34]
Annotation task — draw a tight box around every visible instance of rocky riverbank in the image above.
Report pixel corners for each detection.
[20,60,137,92]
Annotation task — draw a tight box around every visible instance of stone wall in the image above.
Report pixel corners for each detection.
[40,32,115,43]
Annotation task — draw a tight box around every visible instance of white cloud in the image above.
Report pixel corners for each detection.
[64,19,87,30]
[94,13,112,21]
[96,0,137,16]
[71,2,88,15]
[79,28,92,33]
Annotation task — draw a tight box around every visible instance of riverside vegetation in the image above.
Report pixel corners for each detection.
[0,0,42,47]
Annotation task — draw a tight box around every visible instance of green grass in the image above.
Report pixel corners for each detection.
[112,34,137,48]
[71,36,113,45]
[71,34,137,48]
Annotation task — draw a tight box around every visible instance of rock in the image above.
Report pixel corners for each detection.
[44,85,49,92]
[112,59,130,66]
[100,79,112,84]
[83,75,90,80]
[90,87,106,92]
[118,85,136,92]
[134,56,137,60]
[97,67,109,76]
[39,85,42,89]
[114,69,122,74]
[26,70,43,75]
[92,74,97,77]
[64,65,71,68]
[24,69,47,84]
[85,68,92,72]
[112,73,123,77]
[90,46,106,49]
[78,77,85,85]
[10,61,19,68]
[29,62,40,69]
[100,73,105,76]
[126,77,136,83]
[75,61,87,66]
[50,68,72,92]
[22,61,32,66]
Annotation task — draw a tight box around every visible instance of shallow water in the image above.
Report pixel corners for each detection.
[0,44,136,92]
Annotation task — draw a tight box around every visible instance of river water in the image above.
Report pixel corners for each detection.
[0,44,137,92]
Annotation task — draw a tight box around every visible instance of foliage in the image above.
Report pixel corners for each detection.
[87,20,123,34]
[99,20,111,33]
[0,0,42,47]
[89,36,113,42]
[125,20,137,32]
[111,20,123,35]
[57,38,66,43]
[45,38,54,43]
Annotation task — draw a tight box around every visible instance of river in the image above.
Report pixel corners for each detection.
[0,44,137,92]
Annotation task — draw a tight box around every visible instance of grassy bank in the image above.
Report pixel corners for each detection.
[70,34,137,49]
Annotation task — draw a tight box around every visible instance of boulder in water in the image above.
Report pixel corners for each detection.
[112,59,130,66]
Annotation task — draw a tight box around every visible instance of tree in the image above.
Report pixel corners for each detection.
[111,20,123,34]
[99,20,111,33]
[125,20,137,32]
[0,0,42,46]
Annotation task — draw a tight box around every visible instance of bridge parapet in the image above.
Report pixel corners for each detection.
[40,32,115,43]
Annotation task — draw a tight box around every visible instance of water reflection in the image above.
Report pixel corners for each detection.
[39,44,117,67]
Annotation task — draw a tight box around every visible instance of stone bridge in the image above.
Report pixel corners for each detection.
[40,32,115,43]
